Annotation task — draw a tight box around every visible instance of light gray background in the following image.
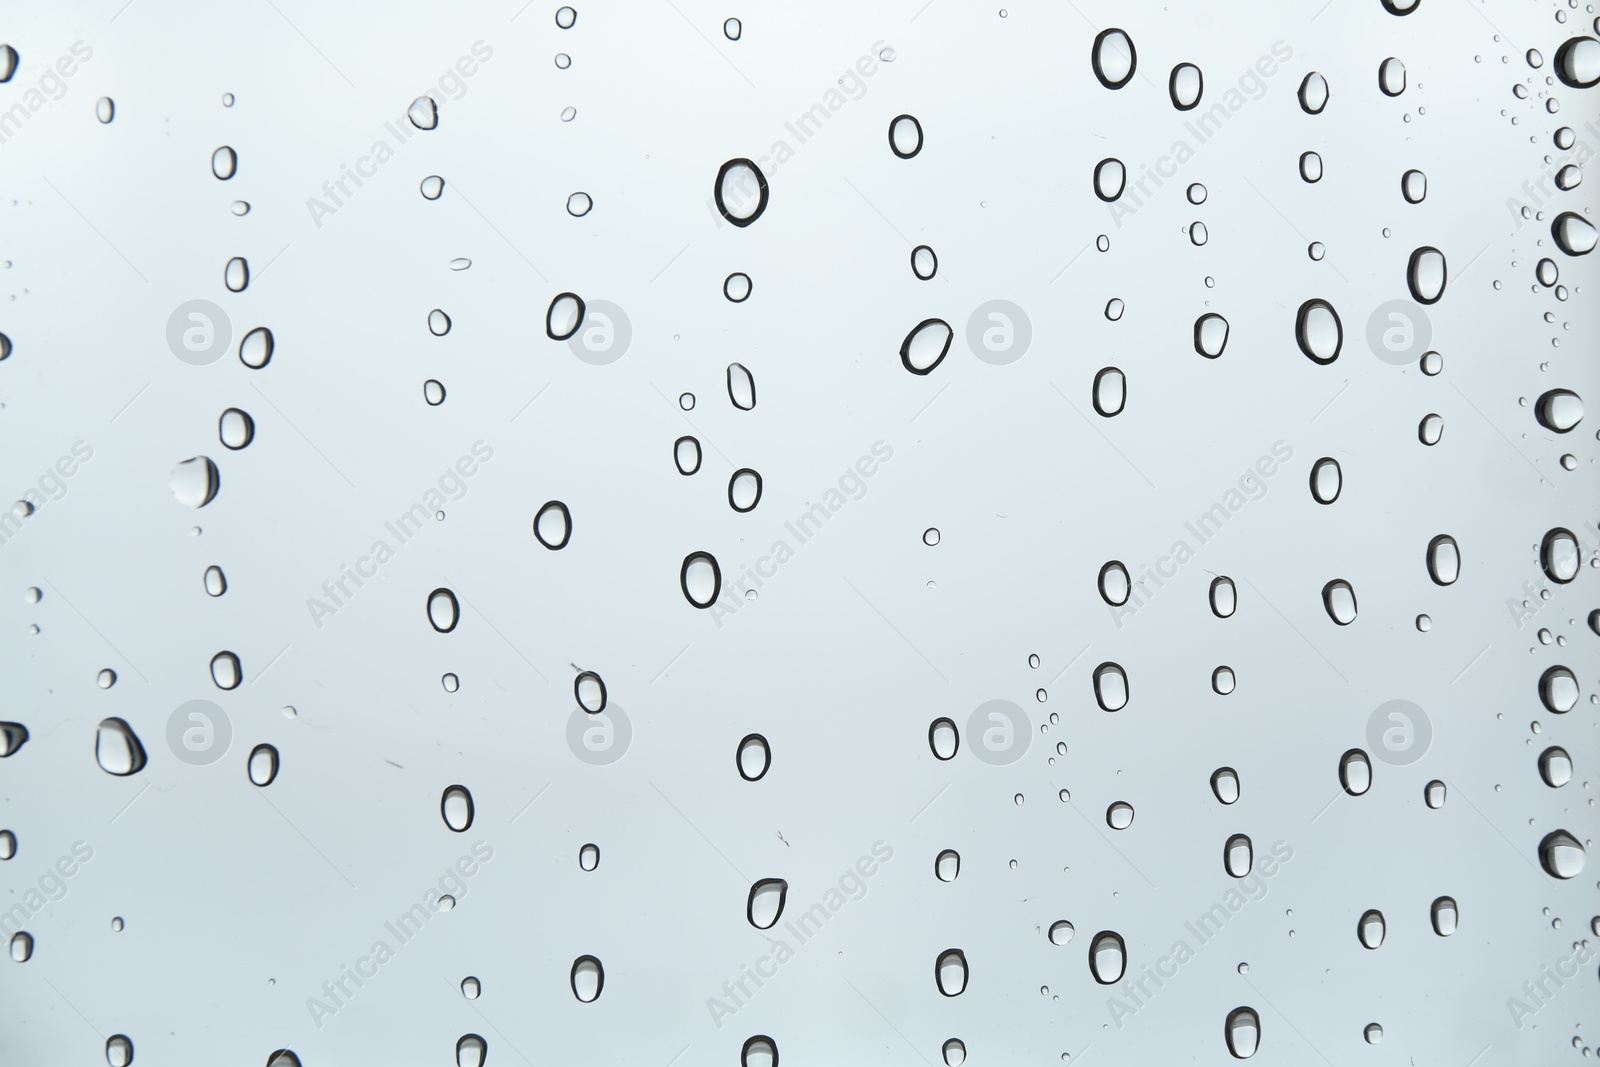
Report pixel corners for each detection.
[0,0,1596,1063]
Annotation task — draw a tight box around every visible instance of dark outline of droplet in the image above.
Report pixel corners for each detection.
[1357,908,1385,948]
[266,1049,302,1067]
[204,565,227,597]
[1209,576,1236,618]
[1418,413,1442,444]
[934,848,961,881]
[1554,36,1600,89]
[570,955,604,1002]
[1540,527,1579,584]
[714,157,769,227]
[728,468,763,513]
[1424,780,1446,808]
[95,717,148,777]
[574,670,607,714]
[1092,661,1127,711]
[219,408,255,451]
[1400,169,1426,204]
[1538,829,1584,879]
[1105,801,1134,830]
[1296,299,1343,364]
[726,362,757,410]
[1210,767,1239,805]
[941,1038,965,1066]
[736,733,771,782]
[1168,62,1203,111]
[1539,665,1577,714]
[1097,560,1130,606]
[0,722,29,757]
[1339,747,1372,795]
[1377,57,1406,97]
[1091,28,1137,90]
[1429,895,1457,936]
[238,326,273,369]
[211,144,237,180]
[1223,834,1253,878]
[1426,534,1459,586]
[1224,1006,1261,1059]
[1298,150,1322,183]
[224,256,250,293]
[579,843,600,871]
[674,436,702,476]
[1297,72,1329,114]
[1193,313,1229,358]
[680,551,721,608]
[899,318,952,376]
[1551,212,1596,256]
[1087,931,1126,984]
[441,784,475,833]
[9,930,32,962]
[1211,666,1234,695]
[723,272,753,303]
[746,878,788,930]
[1539,745,1571,788]
[888,114,924,159]
[928,717,959,761]
[1406,246,1447,305]
[0,829,15,859]
[1093,157,1126,202]
[175,456,221,508]
[454,1033,488,1066]
[741,1035,779,1067]
[427,588,461,633]
[1309,457,1342,504]
[1535,389,1583,433]
[210,650,243,690]
[910,245,938,280]
[248,743,280,787]
[1091,367,1126,417]
[545,293,586,340]
[105,1035,133,1066]
[534,501,573,550]
[934,948,968,997]
[407,94,439,131]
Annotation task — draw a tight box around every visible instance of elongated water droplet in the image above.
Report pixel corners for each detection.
[747,878,787,929]
[219,408,254,450]
[935,948,968,996]
[95,97,114,123]
[1552,211,1598,255]
[1407,246,1447,304]
[1299,151,1323,183]
[0,829,15,859]
[212,146,237,180]
[1309,457,1341,503]
[741,1036,776,1067]
[737,733,771,781]
[423,380,446,406]
[1540,830,1585,878]
[533,501,573,549]
[728,469,763,512]
[674,436,702,475]
[1106,802,1135,829]
[1378,57,1407,95]
[1296,299,1343,363]
[929,718,959,760]
[441,785,474,832]
[455,1034,486,1067]
[1212,666,1236,695]
[1539,746,1573,788]
[95,718,147,776]
[224,257,249,292]
[170,457,220,507]
[104,1035,133,1066]
[428,309,452,336]
[935,849,960,881]
[1093,662,1128,711]
[1541,528,1580,583]
[889,114,924,158]
[1089,931,1126,983]
[1535,389,1584,432]
[1225,1007,1260,1059]
[579,844,599,871]
[1298,72,1329,113]
[1092,367,1125,416]
[727,363,756,410]
[1418,413,1443,445]
[1211,767,1240,804]
[911,245,937,280]
[238,326,273,369]
[900,319,952,375]
[942,1038,965,1066]
[1430,895,1457,935]
[1194,313,1229,358]
[570,956,603,1002]
[1339,748,1372,795]
[1169,63,1203,109]
[1210,576,1236,618]
[546,293,585,340]
[1537,258,1560,286]
[1091,29,1136,89]
[98,669,117,689]
[1357,909,1386,949]
[1401,169,1427,203]
[1540,666,1579,713]
[1424,780,1446,809]
[1098,561,1130,606]
[714,158,769,226]
[204,565,227,596]
[210,650,241,690]
[1322,579,1357,625]
[10,931,33,962]
[248,744,279,787]
[427,588,460,633]
[1094,158,1126,201]
[1426,534,1459,585]
[1224,834,1252,877]
[681,551,720,608]
[575,671,606,713]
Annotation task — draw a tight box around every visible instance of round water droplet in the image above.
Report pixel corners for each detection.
[212,146,237,180]
[97,668,116,689]
[423,380,446,406]
[427,308,452,337]
[1539,829,1585,878]
[218,408,254,450]
[224,257,249,293]
[1539,665,1579,713]
[555,5,577,27]
[1093,662,1128,711]
[935,948,968,996]
[1296,299,1343,363]
[441,785,474,831]
[442,673,459,692]
[737,733,771,781]
[889,114,924,158]
[681,551,721,607]
[1194,313,1229,358]
[248,744,279,786]
[900,319,953,375]
[238,326,273,369]
[210,650,241,689]
[566,191,592,216]
[1048,920,1075,945]
[1224,834,1253,877]
[420,175,445,200]
[1093,158,1126,201]
[546,293,585,340]
[95,718,148,776]
[407,95,438,130]
[714,158,769,226]
[674,436,702,475]
[1088,931,1126,984]
[1554,36,1600,88]
[1339,748,1372,795]
[1091,28,1136,89]
[1107,802,1135,829]
[1210,576,1236,618]
[1169,63,1203,110]
[1225,1007,1260,1059]
[911,245,938,280]
[724,272,752,301]
[534,501,573,550]
[460,976,480,999]
[724,17,742,40]
[427,588,460,633]
[1212,767,1240,804]
[1539,745,1573,788]
[1298,71,1329,114]
[1535,388,1584,432]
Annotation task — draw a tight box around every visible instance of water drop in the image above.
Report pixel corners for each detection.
[1424,780,1446,808]
[747,878,788,929]
[728,468,763,512]
[95,97,114,123]
[1357,909,1386,948]
[420,175,445,200]
[570,956,604,1002]
[566,192,592,216]
[1091,28,1136,89]
[1093,158,1126,201]
[1225,1007,1260,1059]
[1309,457,1342,503]
[1554,36,1600,87]
[1379,57,1407,95]
[407,95,438,130]
[911,245,938,280]
[534,501,573,550]
[224,257,249,292]
[1401,169,1427,203]
[97,668,116,689]
[1106,802,1134,829]
[1093,662,1128,711]
[1322,579,1357,624]
[1418,413,1443,444]
[456,1034,486,1067]
[1539,745,1573,787]
[1541,528,1580,583]
[248,744,279,787]
[424,380,446,406]
[95,718,148,776]
[441,785,474,832]
[1535,388,1584,432]
[1430,895,1458,935]
[212,146,237,180]
[935,849,960,881]
[724,18,741,40]
[1211,767,1240,804]
[238,326,273,369]
[1169,63,1203,109]
[681,551,721,607]
[726,362,756,410]
[579,844,599,871]
[1295,299,1343,363]
[1552,212,1598,255]
[1092,367,1125,416]
[737,733,771,781]
[203,565,227,597]
[9,931,31,962]
[1339,748,1372,795]
[900,319,953,375]
[1299,151,1323,183]
[674,436,702,475]
[1539,665,1579,712]
[1098,561,1130,606]
[1194,313,1229,358]
[889,114,924,158]
[929,717,959,760]
[1088,931,1126,983]
[724,272,752,301]
[427,588,460,633]
[1298,72,1329,113]
[1539,829,1585,878]
[219,408,254,449]
[714,158,769,226]
[935,948,968,996]
[546,292,585,340]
